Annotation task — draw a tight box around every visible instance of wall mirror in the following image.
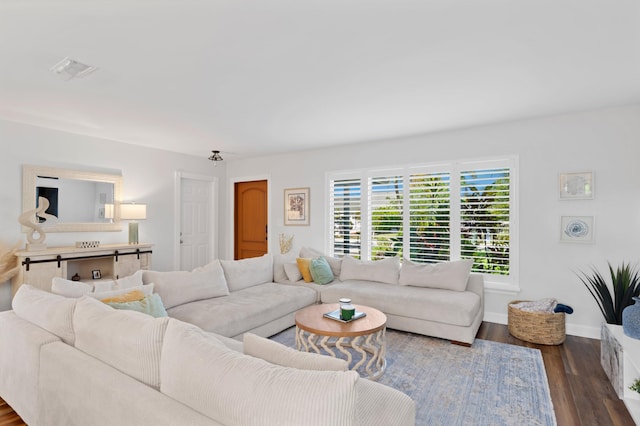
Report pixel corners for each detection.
[22,164,123,232]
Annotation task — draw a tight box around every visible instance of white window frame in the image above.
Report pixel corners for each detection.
[326,156,519,292]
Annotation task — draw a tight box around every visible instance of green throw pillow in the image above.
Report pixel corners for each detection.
[309,257,334,285]
[105,293,168,318]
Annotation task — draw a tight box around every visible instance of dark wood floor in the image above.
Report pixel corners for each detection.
[0,322,635,425]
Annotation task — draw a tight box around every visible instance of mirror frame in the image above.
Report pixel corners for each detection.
[22,164,123,233]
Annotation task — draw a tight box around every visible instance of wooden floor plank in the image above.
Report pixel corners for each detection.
[0,322,635,425]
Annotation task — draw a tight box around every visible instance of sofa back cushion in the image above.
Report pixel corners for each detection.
[273,252,297,283]
[142,259,229,309]
[243,332,347,371]
[399,258,473,291]
[339,255,400,285]
[300,246,343,277]
[73,297,169,389]
[51,277,93,298]
[220,254,273,292]
[161,320,358,426]
[12,284,77,345]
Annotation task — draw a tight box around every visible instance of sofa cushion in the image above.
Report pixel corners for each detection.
[116,269,145,289]
[12,284,77,345]
[104,293,169,318]
[220,254,273,291]
[309,257,334,285]
[321,281,481,327]
[161,320,358,426]
[166,282,317,337]
[73,297,169,389]
[340,256,400,285]
[399,258,473,291]
[143,260,229,309]
[99,289,145,303]
[243,332,348,371]
[296,257,313,282]
[51,277,93,298]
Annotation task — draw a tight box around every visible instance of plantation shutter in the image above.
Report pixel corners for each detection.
[459,167,510,275]
[368,175,404,259]
[330,177,362,257]
[408,172,451,263]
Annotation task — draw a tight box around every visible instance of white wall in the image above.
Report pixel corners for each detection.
[225,105,640,338]
[0,120,224,310]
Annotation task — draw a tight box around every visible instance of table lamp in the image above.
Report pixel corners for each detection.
[120,203,147,244]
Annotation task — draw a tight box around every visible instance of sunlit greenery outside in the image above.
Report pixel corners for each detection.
[332,168,510,275]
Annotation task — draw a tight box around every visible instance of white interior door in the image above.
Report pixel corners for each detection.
[177,174,217,271]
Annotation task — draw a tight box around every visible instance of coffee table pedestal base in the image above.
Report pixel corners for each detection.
[295,326,386,381]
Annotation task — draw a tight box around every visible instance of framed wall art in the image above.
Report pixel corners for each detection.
[559,171,593,200]
[284,187,310,226]
[560,216,594,243]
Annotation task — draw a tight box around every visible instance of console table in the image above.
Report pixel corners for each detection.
[601,323,640,423]
[11,243,153,295]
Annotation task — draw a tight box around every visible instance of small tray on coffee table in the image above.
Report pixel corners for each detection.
[323,309,367,323]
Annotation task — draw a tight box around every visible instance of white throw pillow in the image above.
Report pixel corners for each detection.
[92,280,117,293]
[12,284,77,345]
[273,252,297,283]
[73,297,169,389]
[220,254,273,292]
[116,270,145,289]
[339,255,400,285]
[284,262,303,282]
[51,277,93,298]
[399,258,473,291]
[89,284,154,301]
[243,333,348,371]
[161,320,358,426]
[143,260,229,309]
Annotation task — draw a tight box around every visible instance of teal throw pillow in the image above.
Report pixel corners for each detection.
[105,293,168,318]
[309,257,334,285]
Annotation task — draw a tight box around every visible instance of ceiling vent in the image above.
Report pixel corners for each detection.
[50,57,97,80]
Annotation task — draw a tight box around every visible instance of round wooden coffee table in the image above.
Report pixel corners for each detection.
[294,303,387,380]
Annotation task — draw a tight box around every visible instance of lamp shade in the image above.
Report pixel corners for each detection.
[120,203,147,220]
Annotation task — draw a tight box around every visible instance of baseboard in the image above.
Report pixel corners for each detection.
[483,312,601,340]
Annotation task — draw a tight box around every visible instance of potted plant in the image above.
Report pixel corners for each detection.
[631,378,640,395]
[577,262,640,325]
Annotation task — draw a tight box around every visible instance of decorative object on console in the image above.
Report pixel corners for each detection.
[284,187,309,226]
[578,261,640,325]
[279,233,294,254]
[559,171,594,199]
[622,297,640,339]
[0,241,20,283]
[207,150,223,166]
[18,196,58,250]
[560,215,594,243]
[75,240,100,249]
[120,203,147,244]
[91,270,102,280]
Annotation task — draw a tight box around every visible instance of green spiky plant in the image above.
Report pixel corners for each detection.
[631,378,640,395]
[577,262,640,325]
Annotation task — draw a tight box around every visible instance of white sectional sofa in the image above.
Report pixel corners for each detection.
[0,285,415,426]
[277,248,485,345]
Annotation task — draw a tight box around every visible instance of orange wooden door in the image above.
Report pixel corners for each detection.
[234,180,268,259]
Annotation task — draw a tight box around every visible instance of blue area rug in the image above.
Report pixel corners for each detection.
[271,327,556,426]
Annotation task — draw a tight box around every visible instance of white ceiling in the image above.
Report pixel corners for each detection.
[1,0,639,160]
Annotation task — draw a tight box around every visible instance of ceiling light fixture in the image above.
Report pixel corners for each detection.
[208,150,223,166]
[50,57,98,80]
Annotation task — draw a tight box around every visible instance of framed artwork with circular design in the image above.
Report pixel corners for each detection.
[560,216,594,243]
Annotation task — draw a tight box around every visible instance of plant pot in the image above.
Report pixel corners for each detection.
[622,297,640,339]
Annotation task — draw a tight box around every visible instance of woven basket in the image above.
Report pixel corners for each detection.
[507,300,566,345]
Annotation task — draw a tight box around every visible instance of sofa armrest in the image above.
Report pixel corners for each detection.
[355,378,415,426]
[0,311,60,425]
[467,273,484,298]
